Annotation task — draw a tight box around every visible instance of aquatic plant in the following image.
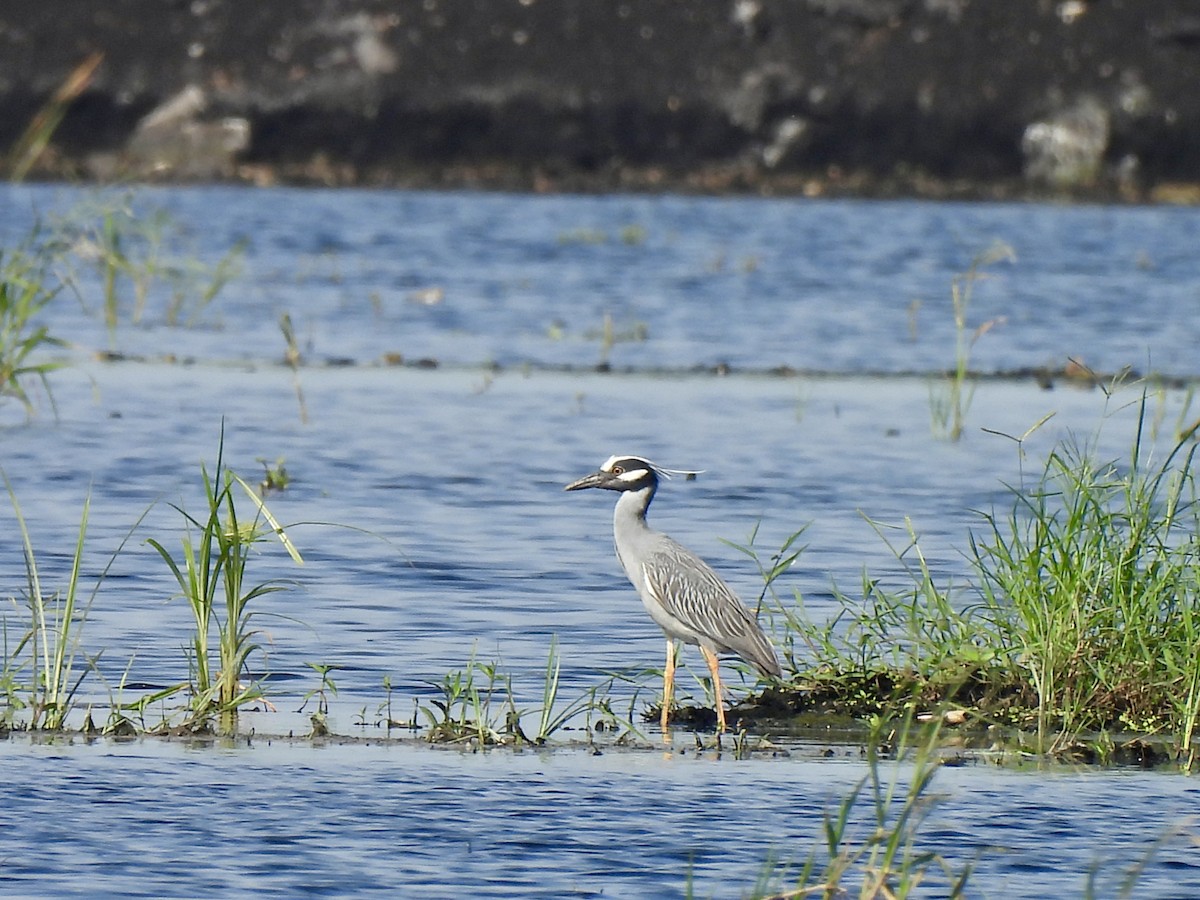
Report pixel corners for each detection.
[49,193,245,336]
[1,473,146,730]
[744,516,994,726]
[147,429,303,732]
[739,717,1181,899]
[257,456,292,494]
[3,480,91,730]
[762,387,1200,763]
[278,312,309,423]
[418,640,636,746]
[532,635,618,743]
[6,52,103,183]
[420,649,513,746]
[586,312,649,367]
[728,522,807,625]
[743,719,970,900]
[557,227,609,245]
[0,622,22,727]
[928,241,1013,441]
[972,393,1200,758]
[300,662,340,717]
[0,242,67,416]
[99,666,182,736]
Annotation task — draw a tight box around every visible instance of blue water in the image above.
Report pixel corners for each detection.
[2,738,1199,899]
[5,184,1200,376]
[2,183,1200,897]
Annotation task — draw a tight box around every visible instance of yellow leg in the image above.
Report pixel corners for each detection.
[700,646,727,733]
[661,638,676,734]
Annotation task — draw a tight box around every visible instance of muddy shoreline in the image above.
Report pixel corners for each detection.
[3,1,1200,201]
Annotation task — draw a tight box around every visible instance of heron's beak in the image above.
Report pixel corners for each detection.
[564,470,609,491]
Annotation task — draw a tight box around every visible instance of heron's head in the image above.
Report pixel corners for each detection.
[564,455,698,493]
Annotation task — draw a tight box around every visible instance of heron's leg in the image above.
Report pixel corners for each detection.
[661,638,676,733]
[700,646,726,733]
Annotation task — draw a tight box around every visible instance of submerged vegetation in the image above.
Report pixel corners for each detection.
[0,192,245,419]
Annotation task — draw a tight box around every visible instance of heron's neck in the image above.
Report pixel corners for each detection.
[614,485,655,529]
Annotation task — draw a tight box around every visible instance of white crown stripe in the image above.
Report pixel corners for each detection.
[600,455,705,480]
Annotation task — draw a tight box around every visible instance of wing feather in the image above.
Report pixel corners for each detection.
[641,537,781,678]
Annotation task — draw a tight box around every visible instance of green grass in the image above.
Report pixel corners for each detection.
[1,431,307,736]
[756,386,1200,764]
[417,639,641,747]
[420,650,515,746]
[739,713,1175,900]
[4,476,91,730]
[728,718,971,900]
[17,192,246,342]
[929,241,1013,441]
[147,427,304,732]
[971,392,1200,756]
[278,312,309,423]
[1,472,146,730]
[54,196,246,335]
[0,240,68,416]
[0,189,251,421]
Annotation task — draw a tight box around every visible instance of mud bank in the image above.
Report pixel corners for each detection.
[2,1,1199,198]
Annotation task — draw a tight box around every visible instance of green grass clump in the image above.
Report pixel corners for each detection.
[148,428,303,732]
[2,477,91,729]
[24,192,245,341]
[759,390,1200,763]
[54,197,246,335]
[1,473,144,730]
[972,395,1200,757]
[420,650,516,746]
[418,639,636,747]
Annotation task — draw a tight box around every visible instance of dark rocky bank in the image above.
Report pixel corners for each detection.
[2,0,1199,200]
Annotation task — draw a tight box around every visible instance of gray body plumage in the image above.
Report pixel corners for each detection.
[567,456,782,680]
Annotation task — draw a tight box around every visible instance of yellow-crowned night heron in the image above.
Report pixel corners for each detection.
[565,455,781,733]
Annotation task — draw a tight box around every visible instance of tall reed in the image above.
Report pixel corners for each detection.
[6,52,103,183]
[929,241,1013,441]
